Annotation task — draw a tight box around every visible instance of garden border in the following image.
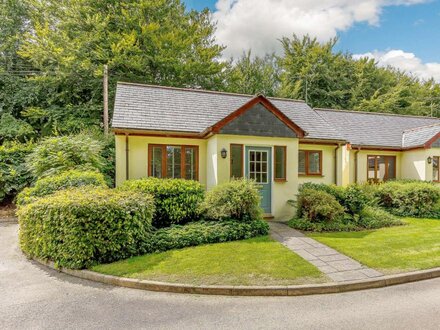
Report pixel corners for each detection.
[35,258,440,296]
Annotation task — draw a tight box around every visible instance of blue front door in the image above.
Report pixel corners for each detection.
[245,146,272,214]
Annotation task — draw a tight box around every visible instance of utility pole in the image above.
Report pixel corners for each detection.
[103,64,109,136]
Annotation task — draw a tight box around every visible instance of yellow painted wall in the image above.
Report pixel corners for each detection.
[212,134,299,220]
[401,149,428,181]
[297,144,338,186]
[426,147,440,182]
[348,149,402,183]
[115,135,207,187]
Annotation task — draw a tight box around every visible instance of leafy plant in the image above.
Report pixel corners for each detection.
[201,178,263,221]
[357,206,404,229]
[26,134,104,178]
[148,220,269,253]
[120,178,205,228]
[16,169,107,206]
[295,188,345,223]
[0,113,34,143]
[18,187,155,269]
[0,142,34,203]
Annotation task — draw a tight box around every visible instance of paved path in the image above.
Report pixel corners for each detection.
[270,222,383,282]
[2,223,440,329]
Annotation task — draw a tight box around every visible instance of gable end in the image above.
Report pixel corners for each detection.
[218,102,297,138]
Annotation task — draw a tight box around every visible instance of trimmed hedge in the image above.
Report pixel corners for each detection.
[148,219,270,253]
[120,178,205,228]
[202,178,263,221]
[16,170,107,206]
[18,188,155,269]
[376,181,440,218]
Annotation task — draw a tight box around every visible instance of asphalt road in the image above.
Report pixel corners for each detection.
[1,222,440,330]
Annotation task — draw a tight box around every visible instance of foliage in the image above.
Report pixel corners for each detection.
[223,51,280,96]
[26,134,104,178]
[0,142,34,203]
[16,169,107,206]
[342,184,376,215]
[201,178,263,221]
[375,181,440,218]
[120,178,205,228]
[357,206,404,229]
[0,113,34,142]
[295,188,345,223]
[288,217,357,232]
[148,220,270,253]
[18,187,155,269]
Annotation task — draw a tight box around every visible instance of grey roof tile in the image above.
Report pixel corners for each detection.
[402,124,440,148]
[112,82,342,140]
[315,108,440,148]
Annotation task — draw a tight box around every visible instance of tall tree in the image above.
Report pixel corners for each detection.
[223,51,280,97]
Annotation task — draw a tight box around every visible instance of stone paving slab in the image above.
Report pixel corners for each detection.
[269,222,384,283]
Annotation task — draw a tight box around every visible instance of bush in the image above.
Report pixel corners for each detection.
[120,178,205,228]
[376,181,440,217]
[357,206,404,229]
[26,134,104,178]
[296,188,345,223]
[16,170,107,206]
[0,142,34,203]
[342,184,375,215]
[298,182,345,201]
[18,188,155,269]
[0,113,34,143]
[202,178,263,221]
[288,217,357,232]
[148,220,269,253]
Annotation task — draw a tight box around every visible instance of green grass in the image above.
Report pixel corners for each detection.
[91,236,325,286]
[309,218,440,273]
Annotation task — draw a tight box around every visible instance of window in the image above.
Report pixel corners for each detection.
[298,150,322,176]
[367,155,396,182]
[248,150,269,183]
[148,144,198,180]
[230,144,243,178]
[274,146,286,181]
[433,156,439,182]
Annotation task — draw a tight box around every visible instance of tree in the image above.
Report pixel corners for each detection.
[223,51,280,97]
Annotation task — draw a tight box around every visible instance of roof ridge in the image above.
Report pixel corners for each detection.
[315,107,439,120]
[117,81,306,103]
[403,122,440,133]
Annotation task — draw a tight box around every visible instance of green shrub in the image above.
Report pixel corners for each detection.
[16,170,107,206]
[376,181,440,217]
[201,178,263,221]
[148,220,269,253]
[288,217,357,232]
[26,134,104,178]
[342,184,375,214]
[299,182,345,201]
[18,188,155,269]
[296,188,345,223]
[120,178,205,228]
[0,142,34,203]
[0,113,34,143]
[357,206,404,229]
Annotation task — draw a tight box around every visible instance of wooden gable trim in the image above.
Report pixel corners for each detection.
[205,95,306,138]
[424,132,440,149]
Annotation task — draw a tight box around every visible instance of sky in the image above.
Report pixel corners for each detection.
[183,0,440,81]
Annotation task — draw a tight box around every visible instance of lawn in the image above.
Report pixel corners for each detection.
[309,218,440,273]
[91,236,325,286]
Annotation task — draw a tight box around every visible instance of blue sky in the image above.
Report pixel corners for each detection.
[183,0,440,81]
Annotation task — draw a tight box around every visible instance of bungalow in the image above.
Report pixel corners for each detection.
[112,82,440,220]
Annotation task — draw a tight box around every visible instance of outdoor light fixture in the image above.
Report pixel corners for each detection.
[427,156,433,164]
[221,148,227,159]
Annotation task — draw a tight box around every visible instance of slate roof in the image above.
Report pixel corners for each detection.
[315,108,440,148]
[112,82,344,141]
[113,82,440,148]
[402,124,440,148]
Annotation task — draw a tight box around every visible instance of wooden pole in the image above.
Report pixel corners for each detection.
[103,64,109,136]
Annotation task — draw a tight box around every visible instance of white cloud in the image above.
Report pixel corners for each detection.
[212,0,428,58]
[354,50,440,82]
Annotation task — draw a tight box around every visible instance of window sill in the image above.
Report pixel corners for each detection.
[299,174,324,178]
[274,178,287,183]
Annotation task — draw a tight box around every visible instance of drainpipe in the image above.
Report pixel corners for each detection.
[354,147,361,183]
[125,133,129,180]
[334,144,341,185]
